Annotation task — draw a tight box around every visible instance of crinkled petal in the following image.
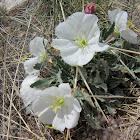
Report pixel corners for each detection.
[52,39,77,50]
[95,43,109,52]
[24,56,41,75]
[32,95,55,124]
[55,12,85,40]
[30,37,47,56]
[52,112,66,131]
[58,83,71,97]
[65,109,80,129]
[120,29,138,44]
[61,47,81,66]
[115,10,127,31]
[108,8,121,24]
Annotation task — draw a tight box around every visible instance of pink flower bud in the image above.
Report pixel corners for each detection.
[85,3,96,14]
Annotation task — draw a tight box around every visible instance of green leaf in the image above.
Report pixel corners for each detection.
[83,102,102,129]
[34,62,45,70]
[134,67,140,73]
[108,77,129,89]
[103,22,115,40]
[75,88,91,102]
[47,49,71,77]
[47,49,67,69]
[30,77,56,88]
[94,71,107,93]
[106,105,116,115]
[56,69,63,83]
[45,66,58,74]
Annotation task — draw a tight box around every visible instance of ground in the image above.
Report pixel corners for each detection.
[0,0,140,139]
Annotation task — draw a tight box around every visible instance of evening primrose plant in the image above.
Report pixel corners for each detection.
[20,3,139,133]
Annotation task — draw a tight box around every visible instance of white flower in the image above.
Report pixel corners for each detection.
[52,12,109,66]
[20,75,42,106]
[32,83,82,131]
[108,8,138,44]
[24,37,48,75]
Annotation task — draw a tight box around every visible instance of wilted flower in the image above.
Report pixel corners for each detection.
[108,8,138,44]
[52,12,109,66]
[32,83,82,131]
[85,2,96,14]
[20,75,42,106]
[24,37,48,75]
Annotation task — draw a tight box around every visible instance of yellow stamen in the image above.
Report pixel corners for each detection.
[74,35,87,48]
[47,96,65,113]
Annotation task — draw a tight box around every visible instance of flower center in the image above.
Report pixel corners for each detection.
[41,53,46,61]
[74,35,87,48]
[48,96,65,113]
[114,29,120,36]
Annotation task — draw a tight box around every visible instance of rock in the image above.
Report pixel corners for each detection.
[0,0,28,13]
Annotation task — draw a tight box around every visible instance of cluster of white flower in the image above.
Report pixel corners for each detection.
[20,77,81,131]
[20,8,138,132]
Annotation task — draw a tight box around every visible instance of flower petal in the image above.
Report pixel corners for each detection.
[20,75,42,106]
[115,10,127,31]
[77,46,95,66]
[24,56,41,75]
[120,29,138,44]
[20,87,41,106]
[30,37,47,56]
[52,39,77,50]
[108,8,121,24]
[21,75,40,87]
[81,14,99,42]
[32,95,55,124]
[42,86,66,97]
[58,83,71,97]
[65,97,82,113]
[52,112,66,131]
[55,12,85,40]
[95,43,109,52]
[86,22,100,43]
[61,47,81,66]
[65,109,80,129]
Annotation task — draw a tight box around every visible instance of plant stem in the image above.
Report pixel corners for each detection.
[111,50,137,80]
[59,0,66,21]
[72,66,79,96]
[109,46,140,55]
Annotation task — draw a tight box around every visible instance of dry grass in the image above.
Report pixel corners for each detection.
[0,0,140,139]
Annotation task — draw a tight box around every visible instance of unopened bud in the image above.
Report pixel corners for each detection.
[85,3,96,14]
